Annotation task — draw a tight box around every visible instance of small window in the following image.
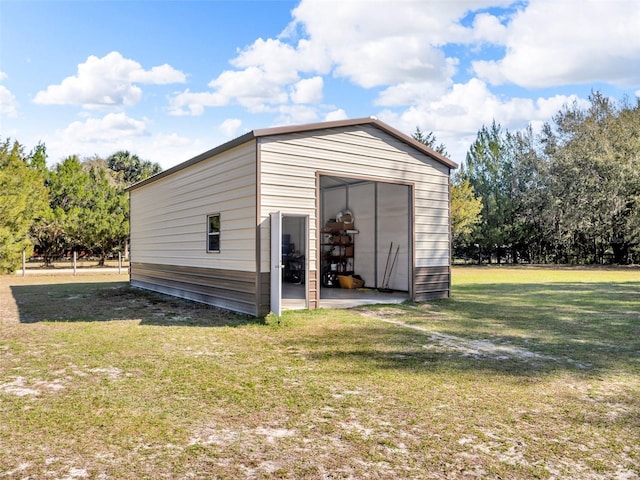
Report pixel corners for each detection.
[207,214,220,252]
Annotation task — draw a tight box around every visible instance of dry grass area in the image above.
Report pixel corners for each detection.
[0,267,639,479]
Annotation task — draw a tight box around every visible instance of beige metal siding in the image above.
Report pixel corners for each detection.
[258,125,451,281]
[131,263,259,315]
[414,266,451,300]
[130,141,257,271]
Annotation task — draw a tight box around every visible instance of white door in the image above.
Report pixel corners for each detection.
[270,211,283,316]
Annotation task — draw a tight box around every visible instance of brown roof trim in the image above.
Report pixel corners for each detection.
[127,117,457,191]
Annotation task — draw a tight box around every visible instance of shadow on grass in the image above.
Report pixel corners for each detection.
[9,279,640,377]
[285,321,563,378]
[10,282,260,327]
[440,281,640,346]
[290,281,640,377]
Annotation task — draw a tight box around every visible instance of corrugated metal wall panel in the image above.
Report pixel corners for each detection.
[415,216,451,230]
[130,141,257,272]
[414,266,450,300]
[265,131,450,174]
[131,263,259,316]
[262,145,447,184]
[415,251,451,268]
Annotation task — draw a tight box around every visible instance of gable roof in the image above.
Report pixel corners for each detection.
[128,117,457,191]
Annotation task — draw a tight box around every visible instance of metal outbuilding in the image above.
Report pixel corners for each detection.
[127,118,457,316]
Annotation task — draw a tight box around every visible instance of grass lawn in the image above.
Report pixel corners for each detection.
[1,267,638,479]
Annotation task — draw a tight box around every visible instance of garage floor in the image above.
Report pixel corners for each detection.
[282,283,408,310]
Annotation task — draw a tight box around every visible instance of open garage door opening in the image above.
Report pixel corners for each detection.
[319,175,412,307]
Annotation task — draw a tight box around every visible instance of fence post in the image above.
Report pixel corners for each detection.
[73,251,77,276]
[118,252,122,274]
[22,249,26,277]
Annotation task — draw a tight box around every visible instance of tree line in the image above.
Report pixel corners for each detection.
[0,143,161,272]
[446,92,640,264]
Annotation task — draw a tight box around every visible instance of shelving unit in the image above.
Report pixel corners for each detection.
[321,227,358,287]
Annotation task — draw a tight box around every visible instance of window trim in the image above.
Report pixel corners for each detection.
[206,213,221,253]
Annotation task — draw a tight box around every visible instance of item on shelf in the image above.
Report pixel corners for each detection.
[336,210,354,224]
[322,271,339,288]
[322,221,343,233]
[327,234,350,245]
[337,275,365,289]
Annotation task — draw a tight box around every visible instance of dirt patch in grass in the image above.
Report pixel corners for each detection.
[358,307,590,369]
[4,275,257,327]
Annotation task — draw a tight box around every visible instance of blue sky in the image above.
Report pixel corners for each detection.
[1,0,639,168]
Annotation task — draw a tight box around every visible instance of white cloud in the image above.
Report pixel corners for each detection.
[377,78,585,164]
[273,104,320,126]
[170,37,331,115]
[232,37,330,79]
[324,109,348,122]
[130,64,187,84]
[34,51,186,108]
[470,12,508,44]
[291,1,443,88]
[290,76,323,104]
[172,0,512,116]
[142,136,208,170]
[0,72,18,117]
[340,37,452,89]
[218,118,243,138]
[289,0,511,89]
[168,89,228,116]
[42,113,150,164]
[45,116,206,169]
[209,67,290,111]
[473,0,640,88]
[375,74,456,107]
[0,85,18,117]
[153,132,191,148]
[532,94,589,122]
[58,113,149,144]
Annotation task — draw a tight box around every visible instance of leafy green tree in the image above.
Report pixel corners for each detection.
[30,212,68,267]
[0,138,49,272]
[546,93,640,263]
[446,91,640,265]
[504,126,553,263]
[24,143,74,267]
[79,163,129,265]
[412,126,449,156]
[29,142,48,174]
[47,156,130,265]
[463,121,514,263]
[450,178,482,247]
[107,150,162,186]
[45,155,89,259]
